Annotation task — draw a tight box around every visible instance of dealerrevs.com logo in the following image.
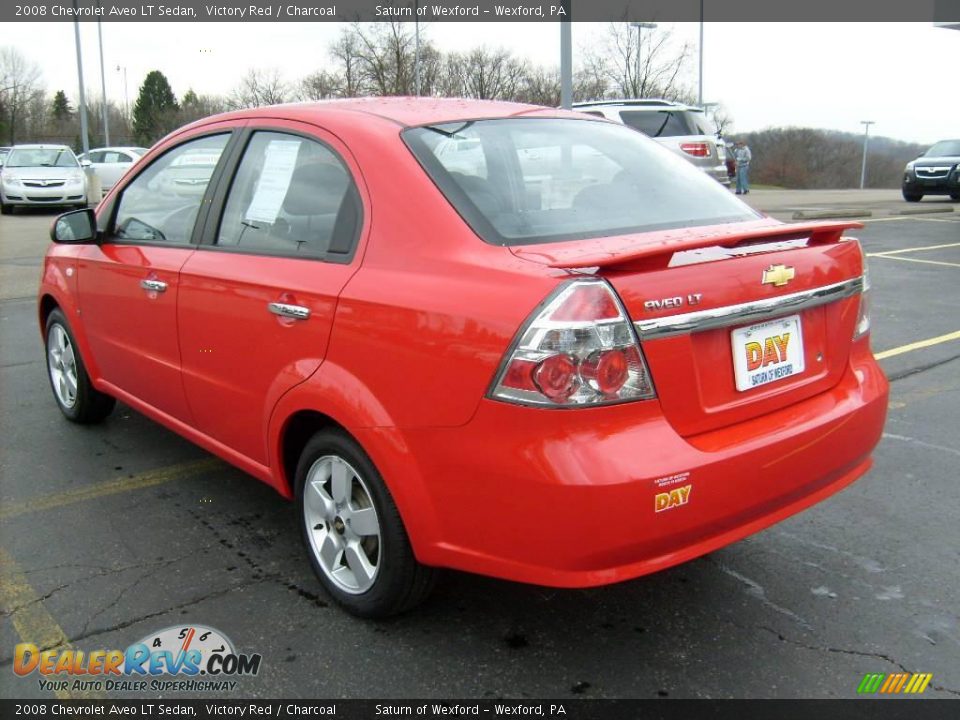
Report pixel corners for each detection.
[13,625,262,694]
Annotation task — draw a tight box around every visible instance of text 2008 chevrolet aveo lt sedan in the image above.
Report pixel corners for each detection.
[39,98,888,617]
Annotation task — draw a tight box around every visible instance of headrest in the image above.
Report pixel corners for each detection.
[282,162,349,216]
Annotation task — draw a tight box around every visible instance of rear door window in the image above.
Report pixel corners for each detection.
[215,131,362,259]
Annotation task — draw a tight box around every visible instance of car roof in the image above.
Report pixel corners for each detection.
[83,146,145,153]
[183,97,585,133]
[8,144,74,151]
[574,99,702,112]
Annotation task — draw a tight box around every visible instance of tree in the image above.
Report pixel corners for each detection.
[442,47,527,101]
[179,89,227,124]
[596,23,693,101]
[51,90,72,121]
[230,68,289,109]
[131,70,179,145]
[0,46,44,145]
[299,70,343,101]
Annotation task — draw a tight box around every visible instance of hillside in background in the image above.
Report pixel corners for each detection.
[738,127,929,189]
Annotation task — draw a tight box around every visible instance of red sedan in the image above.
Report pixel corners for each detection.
[39,99,888,617]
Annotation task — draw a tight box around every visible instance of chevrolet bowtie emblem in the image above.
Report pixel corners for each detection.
[762,264,795,287]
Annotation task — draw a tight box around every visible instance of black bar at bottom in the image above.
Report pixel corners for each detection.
[1,699,958,720]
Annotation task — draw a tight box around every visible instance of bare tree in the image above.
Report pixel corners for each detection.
[705,103,734,136]
[0,46,44,145]
[299,70,344,101]
[329,29,365,96]
[600,23,693,101]
[179,89,228,124]
[230,68,290,109]
[516,65,562,107]
[442,47,527,101]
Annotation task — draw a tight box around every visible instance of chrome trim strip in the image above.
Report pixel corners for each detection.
[634,276,863,340]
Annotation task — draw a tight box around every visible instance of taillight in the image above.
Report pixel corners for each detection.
[680,142,710,158]
[489,280,656,407]
[854,263,871,340]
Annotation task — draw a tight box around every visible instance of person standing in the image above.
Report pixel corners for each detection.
[734,140,752,195]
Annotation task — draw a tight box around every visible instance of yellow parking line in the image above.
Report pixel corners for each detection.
[875,330,960,360]
[868,255,960,269]
[0,548,101,699]
[867,242,960,256]
[0,458,223,522]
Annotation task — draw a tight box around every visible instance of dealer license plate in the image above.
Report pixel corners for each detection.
[731,315,805,391]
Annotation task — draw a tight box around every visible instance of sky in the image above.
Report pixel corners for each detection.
[7,21,960,145]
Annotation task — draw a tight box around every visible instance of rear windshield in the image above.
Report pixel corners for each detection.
[925,140,960,157]
[403,118,757,246]
[619,110,695,137]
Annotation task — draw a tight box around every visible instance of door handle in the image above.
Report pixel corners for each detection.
[140,279,167,293]
[268,302,310,320]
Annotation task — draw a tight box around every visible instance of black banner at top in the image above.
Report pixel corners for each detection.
[4,0,960,23]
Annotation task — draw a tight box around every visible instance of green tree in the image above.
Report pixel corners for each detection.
[131,70,179,145]
[51,90,72,121]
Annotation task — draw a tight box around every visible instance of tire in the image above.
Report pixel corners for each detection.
[1,201,13,215]
[44,308,115,424]
[902,189,923,202]
[295,429,437,618]
[950,194,960,202]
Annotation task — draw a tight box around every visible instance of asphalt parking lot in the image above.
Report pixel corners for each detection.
[1,195,958,700]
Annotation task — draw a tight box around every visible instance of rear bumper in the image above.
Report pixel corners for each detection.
[389,341,888,587]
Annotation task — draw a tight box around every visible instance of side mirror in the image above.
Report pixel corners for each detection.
[80,158,92,167]
[51,208,97,244]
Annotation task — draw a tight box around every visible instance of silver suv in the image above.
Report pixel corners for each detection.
[574,99,729,186]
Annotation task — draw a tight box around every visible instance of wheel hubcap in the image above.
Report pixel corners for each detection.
[47,324,78,409]
[303,456,381,594]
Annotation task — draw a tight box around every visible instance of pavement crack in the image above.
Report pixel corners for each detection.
[706,557,814,632]
[887,353,959,382]
[756,625,960,697]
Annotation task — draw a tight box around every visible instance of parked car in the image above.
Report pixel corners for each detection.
[1,144,89,214]
[901,139,960,202]
[77,146,149,193]
[574,99,730,186]
[39,99,888,617]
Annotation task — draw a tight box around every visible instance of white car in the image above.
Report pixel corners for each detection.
[0,144,89,215]
[573,99,730,186]
[78,146,149,193]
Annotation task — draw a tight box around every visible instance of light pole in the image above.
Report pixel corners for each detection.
[414,1,420,96]
[859,120,875,190]
[630,22,657,98]
[72,8,90,156]
[559,0,572,109]
[97,16,110,146]
[698,0,704,105]
[117,65,129,119]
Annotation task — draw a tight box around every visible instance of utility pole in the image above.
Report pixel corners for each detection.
[859,120,875,190]
[117,65,129,119]
[97,15,110,146]
[72,8,90,156]
[630,22,658,98]
[414,1,421,96]
[560,1,572,109]
[698,0,704,105]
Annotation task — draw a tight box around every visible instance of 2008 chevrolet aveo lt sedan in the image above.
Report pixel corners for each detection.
[39,98,888,617]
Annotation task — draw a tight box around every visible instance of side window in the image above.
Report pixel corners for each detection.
[87,151,105,164]
[103,151,124,164]
[113,134,229,245]
[216,131,361,258]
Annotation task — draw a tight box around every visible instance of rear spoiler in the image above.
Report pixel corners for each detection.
[512,220,864,270]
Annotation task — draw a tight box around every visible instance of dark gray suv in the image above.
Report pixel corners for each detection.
[902,139,960,202]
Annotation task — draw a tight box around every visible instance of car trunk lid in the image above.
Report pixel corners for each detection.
[512,219,866,436]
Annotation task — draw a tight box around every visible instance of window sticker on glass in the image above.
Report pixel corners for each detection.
[245,140,301,224]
